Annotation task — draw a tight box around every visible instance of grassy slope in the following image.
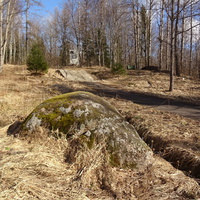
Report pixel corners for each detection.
[0,65,199,199]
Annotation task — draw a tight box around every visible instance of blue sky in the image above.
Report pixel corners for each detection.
[41,0,62,13]
[30,0,62,17]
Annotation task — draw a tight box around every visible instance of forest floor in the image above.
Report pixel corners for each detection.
[58,68,200,120]
[0,64,200,199]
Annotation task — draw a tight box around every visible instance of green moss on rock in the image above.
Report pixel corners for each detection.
[12,91,153,169]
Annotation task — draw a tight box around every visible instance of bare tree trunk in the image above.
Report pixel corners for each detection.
[198,29,200,79]
[19,31,23,64]
[134,2,140,69]
[180,10,185,74]
[189,1,193,75]
[147,0,154,67]
[165,14,171,71]
[26,0,29,58]
[13,34,16,64]
[9,35,13,63]
[169,0,174,92]
[174,0,180,76]
[2,0,17,66]
[0,0,3,71]
[159,1,164,70]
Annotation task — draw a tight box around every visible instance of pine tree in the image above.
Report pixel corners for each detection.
[27,42,48,74]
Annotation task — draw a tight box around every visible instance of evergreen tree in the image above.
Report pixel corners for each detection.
[27,43,48,74]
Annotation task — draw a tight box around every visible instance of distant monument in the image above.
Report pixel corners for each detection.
[69,49,79,66]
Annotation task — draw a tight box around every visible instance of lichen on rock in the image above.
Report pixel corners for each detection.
[25,113,42,131]
[7,91,153,169]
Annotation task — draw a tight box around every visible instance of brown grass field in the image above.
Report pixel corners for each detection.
[0,64,200,199]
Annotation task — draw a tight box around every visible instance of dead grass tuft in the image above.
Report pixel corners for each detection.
[0,65,200,199]
[1,124,199,199]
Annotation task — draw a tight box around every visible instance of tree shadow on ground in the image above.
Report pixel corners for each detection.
[51,81,200,182]
[51,84,74,94]
[51,81,200,120]
[80,81,200,107]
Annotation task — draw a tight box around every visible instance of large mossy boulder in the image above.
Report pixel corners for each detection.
[8,91,153,169]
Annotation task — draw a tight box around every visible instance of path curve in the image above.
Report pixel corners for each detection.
[80,82,200,121]
[55,69,200,120]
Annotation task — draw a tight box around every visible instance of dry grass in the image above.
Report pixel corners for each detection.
[106,97,200,181]
[99,69,200,105]
[0,65,71,127]
[0,65,200,199]
[1,126,200,199]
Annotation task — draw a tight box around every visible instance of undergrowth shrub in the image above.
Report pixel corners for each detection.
[111,63,126,75]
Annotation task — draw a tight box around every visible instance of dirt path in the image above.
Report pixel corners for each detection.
[87,82,200,121]
[61,71,200,182]
[57,74,200,120]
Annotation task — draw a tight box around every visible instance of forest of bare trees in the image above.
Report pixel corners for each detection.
[0,0,200,91]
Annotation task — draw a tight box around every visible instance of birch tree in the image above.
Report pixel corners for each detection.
[15,0,198,83]
[0,0,3,71]
[132,0,141,69]
[24,0,42,57]
[0,0,42,72]
[158,1,164,70]
[146,0,155,67]
[189,1,193,75]
[67,0,82,65]
[43,16,60,66]
[0,0,20,71]
[161,0,200,91]
[180,8,185,74]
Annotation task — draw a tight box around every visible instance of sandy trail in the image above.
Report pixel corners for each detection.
[56,69,200,120]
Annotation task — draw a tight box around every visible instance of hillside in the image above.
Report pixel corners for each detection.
[0,65,200,199]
